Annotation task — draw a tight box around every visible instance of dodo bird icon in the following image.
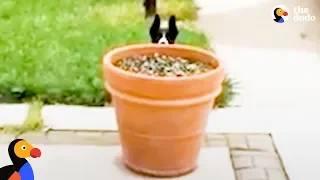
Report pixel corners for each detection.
[0,139,41,180]
[273,7,289,23]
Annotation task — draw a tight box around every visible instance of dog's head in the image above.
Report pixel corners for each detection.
[149,14,179,44]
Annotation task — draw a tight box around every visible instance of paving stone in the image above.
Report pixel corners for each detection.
[0,104,29,127]
[237,168,267,180]
[206,134,227,147]
[231,150,277,157]
[47,131,121,145]
[47,131,80,144]
[253,156,282,168]
[76,131,103,137]
[41,105,117,131]
[207,139,228,147]
[0,132,15,144]
[101,132,120,145]
[201,136,207,147]
[235,171,242,180]
[207,134,226,140]
[47,131,99,145]
[75,131,108,144]
[0,145,236,180]
[247,135,275,151]
[233,156,254,169]
[227,135,248,149]
[266,168,288,180]
[18,132,48,144]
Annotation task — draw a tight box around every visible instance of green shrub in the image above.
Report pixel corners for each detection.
[0,0,217,106]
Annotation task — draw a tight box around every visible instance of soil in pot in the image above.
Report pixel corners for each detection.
[114,53,215,77]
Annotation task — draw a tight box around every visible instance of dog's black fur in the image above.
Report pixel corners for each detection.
[149,14,179,44]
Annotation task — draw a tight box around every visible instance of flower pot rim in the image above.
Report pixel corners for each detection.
[103,43,225,82]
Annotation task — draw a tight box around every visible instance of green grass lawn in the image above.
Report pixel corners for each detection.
[0,0,236,108]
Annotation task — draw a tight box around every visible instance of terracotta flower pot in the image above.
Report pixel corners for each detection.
[103,44,225,177]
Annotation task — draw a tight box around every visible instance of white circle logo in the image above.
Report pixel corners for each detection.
[272,5,289,23]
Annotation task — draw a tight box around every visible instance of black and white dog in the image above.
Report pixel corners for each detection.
[149,14,179,44]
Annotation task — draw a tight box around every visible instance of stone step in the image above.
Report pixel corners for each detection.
[0,104,29,127]
[41,105,320,133]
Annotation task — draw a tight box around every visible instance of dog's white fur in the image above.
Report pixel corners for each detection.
[158,32,169,44]
[157,21,170,44]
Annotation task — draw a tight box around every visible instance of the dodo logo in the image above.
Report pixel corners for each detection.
[0,139,41,180]
[272,5,289,23]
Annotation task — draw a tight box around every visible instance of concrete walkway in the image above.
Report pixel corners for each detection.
[273,133,320,180]
[0,133,286,180]
[196,0,320,108]
[194,0,320,180]
[196,0,320,52]
[0,145,234,180]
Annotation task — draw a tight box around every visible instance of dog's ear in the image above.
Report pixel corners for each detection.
[168,15,178,38]
[150,14,160,35]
